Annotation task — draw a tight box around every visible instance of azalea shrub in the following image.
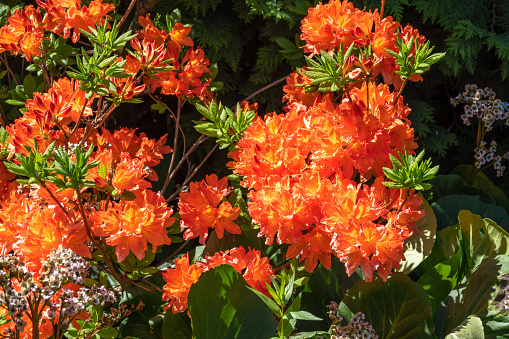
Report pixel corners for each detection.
[0,0,508,338]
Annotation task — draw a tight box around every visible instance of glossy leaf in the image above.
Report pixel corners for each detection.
[340,273,435,339]
[398,198,437,274]
[188,265,278,339]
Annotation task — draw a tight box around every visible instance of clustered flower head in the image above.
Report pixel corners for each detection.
[230,71,423,280]
[178,174,241,244]
[127,14,214,102]
[328,302,378,339]
[451,84,509,132]
[0,248,115,337]
[229,0,428,282]
[162,247,273,313]
[301,0,426,90]
[451,84,509,177]
[0,1,114,61]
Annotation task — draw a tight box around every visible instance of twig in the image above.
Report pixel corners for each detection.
[137,278,163,292]
[153,240,190,268]
[0,103,8,128]
[161,98,184,196]
[76,189,128,285]
[394,78,407,102]
[40,182,69,216]
[240,75,288,102]
[117,0,138,30]
[166,143,219,202]
[0,54,19,86]
[274,259,293,274]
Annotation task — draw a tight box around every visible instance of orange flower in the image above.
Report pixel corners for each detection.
[162,255,205,313]
[179,174,241,244]
[40,0,115,43]
[94,128,172,180]
[0,189,89,271]
[162,247,274,313]
[90,189,174,262]
[0,5,44,61]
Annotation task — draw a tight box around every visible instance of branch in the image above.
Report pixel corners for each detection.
[166,143,219,202]
[240,75,288,102]
[117,0,138,30]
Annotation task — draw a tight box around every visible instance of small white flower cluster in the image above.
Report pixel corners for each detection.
[473,140,509,176]
[328,301,378,339]
[451,84,509,132]
[0,247,115,335]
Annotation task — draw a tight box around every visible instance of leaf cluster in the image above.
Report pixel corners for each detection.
[46,145,99,191]
[248,266,324,338]
[27,34,79,76]
[383,148,439,191]
[67,21,136,99]
[301,43,356,93]
[3,142,99,191]
[386,35,445,80]
[194,101,256,150]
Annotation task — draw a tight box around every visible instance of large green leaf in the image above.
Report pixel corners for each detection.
[431,195,509,230]
[445,315,484,339]
[418,247,463,314]
[298,257,363,331]
[418,224,460,274]
[161,309,192,339]
[451,164,509,214]
[483,273,509,338]
[187,264,278,339]
[428,174,495,205]
[339,273,435,339]
[458,210,509,268]
[418,211,509,314]
[435,255,509,338]
[398,198,437,274]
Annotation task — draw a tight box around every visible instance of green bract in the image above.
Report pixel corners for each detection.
[383,148,439,190]
[194,101,256,151]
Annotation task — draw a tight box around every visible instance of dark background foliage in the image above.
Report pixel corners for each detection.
[2,0,509,196]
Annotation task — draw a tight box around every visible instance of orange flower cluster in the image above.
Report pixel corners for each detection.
[90,189,174,262]
[0,1,114,61]
[179,174,241,244]
[0,188,88,271]
[301,0,425,89]
[38,0,115,43]
[229,0,427,281]
[0,5,44,61]
[6,77,93,155]
[162,247,273,313]
[129,15,214,102]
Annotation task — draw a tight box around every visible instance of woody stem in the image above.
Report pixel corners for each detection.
[76,189,128,285]
[161,98,184,196]
[166,142,218,202]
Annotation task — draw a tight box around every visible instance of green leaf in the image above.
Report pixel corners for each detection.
[458,210,509,267]
[287,311,321,321]
[119,190,137,201]
[445,315,484,339]
[22,74,37,95]
[432,195,509,231]
[188,265,278,339]
[418,246,463,313]
[451,164,509,215]
[161,309,192,339]
[434,255,509,337]
[397,197,437,274]
[339,273,435,339]
[418,224,460,273]
[247,286,281,315]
